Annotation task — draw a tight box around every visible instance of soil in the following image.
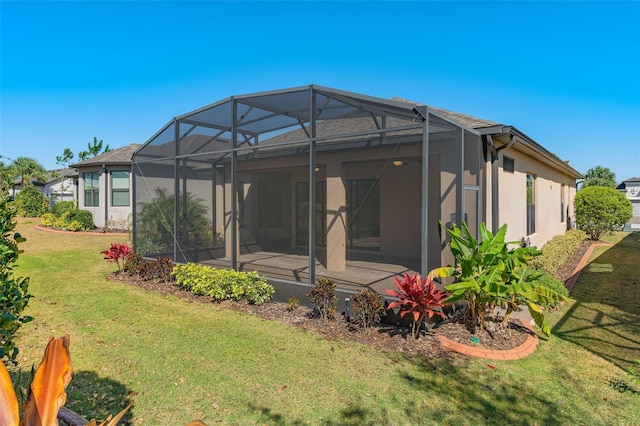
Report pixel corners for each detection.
[109,241,591,359]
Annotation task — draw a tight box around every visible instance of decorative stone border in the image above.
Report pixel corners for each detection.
[564,242,611,291]
[437,319,539,360]
[34,225,128,238]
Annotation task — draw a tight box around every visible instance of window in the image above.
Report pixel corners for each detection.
[503,156,514,173]
[84,172,99,207]
[526,173,536,235]
[111,171,130,206]
[560,184,565,223]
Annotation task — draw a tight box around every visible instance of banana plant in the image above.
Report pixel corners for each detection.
[437,221,570,336]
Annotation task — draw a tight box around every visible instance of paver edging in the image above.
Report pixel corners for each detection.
[34,225,128,237]
[437,319,538,360]
[564,241,612,291]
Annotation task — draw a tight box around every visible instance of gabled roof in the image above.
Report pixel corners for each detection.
[45,168,78,183]
[71,143,140,168]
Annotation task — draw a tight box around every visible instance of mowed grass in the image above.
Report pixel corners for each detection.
[554,231,640,372]
[10,220,640,425]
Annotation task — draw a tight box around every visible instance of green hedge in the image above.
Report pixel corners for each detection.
[42,208,94,231]
[171,263,274,305]
[532,230,587,275]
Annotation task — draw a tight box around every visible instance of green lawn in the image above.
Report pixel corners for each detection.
[10,220,640,425]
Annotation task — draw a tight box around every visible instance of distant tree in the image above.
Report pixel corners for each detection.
[7,157,47,185]
[583,165,616,188]
[78,137,110,161]
[54,148,75,202]
[575,186,632,240]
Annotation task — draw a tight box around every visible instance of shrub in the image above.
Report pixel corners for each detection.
[0,185,33,363]
[49,200,76,217]
[307,277,338,321]
[386,272,448,339]
[575,186,632,240]
[437,221,569,336]
[101,243,133,272]
[122,253,174,283]
[171,263,273,305]
[42,205,94,231]
[13,185,47,217]
[286,296,300,312]
[351,290,386,331]
[532,229,587,275]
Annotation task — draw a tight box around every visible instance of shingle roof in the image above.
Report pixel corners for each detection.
[390,97,499,129]
[71,143,141,167]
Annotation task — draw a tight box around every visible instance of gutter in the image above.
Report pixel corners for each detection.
[484,127,515,232]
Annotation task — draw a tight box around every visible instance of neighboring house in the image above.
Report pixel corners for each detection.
[43,168,79,204]
[617,177,640,229]
[71,144,140,229]
[10,177,45,199]
[131,85,583,294]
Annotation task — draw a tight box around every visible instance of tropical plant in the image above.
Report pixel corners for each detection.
[1,335,208,426]
[583,165,617,188]
[136,188,213,254]
[13,185,48,217]
[436,221,569,336]
[307,277,338,322]
[351,289,386,331]
[386,272,448,339]
[7,157,47,186]
[101,243,133,273]
[0,182,33,363]
[575,186,632,240]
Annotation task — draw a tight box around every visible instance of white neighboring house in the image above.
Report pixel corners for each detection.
[71,144,140,229]
[43,168,78,204]
[618,177,640,230]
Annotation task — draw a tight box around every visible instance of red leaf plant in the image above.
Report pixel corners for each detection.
[386,271,449,339]
[100,243,132,272]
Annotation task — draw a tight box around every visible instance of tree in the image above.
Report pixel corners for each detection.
[583,165,616,188]
[575,186,632,240]
[7,157,47,185]
[78,137,110,161]
[55,148,74,202]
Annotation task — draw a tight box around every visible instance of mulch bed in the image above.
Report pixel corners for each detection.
[106,240,592,359]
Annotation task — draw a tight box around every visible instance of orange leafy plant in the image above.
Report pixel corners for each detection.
[1,335,72,426]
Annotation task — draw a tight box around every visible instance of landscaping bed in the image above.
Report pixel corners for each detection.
[109,272,537,357]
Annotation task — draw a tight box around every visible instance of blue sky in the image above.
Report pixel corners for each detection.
[1,1,639,181]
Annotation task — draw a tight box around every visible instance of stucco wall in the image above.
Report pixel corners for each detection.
[496,147,577,248]
[77,167,132,229]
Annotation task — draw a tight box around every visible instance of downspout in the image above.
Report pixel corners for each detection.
[102,164,108,229]
[487,130,516,231]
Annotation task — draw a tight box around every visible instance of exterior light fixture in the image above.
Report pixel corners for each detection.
[393,160,407,166]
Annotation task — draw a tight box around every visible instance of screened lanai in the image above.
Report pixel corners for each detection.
[132,85,484,295]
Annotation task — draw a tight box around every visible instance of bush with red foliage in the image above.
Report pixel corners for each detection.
[386,272,449,339]
[100,243,132,272]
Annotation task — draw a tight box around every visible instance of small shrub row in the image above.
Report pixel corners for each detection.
[171,263,274,305]
[42,208,94,231]
[532,229,587,275]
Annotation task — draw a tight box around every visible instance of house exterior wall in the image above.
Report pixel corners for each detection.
[77,167,132,229]
[44,177,77,204]
[496,147,577,248]
[622,180,640,228]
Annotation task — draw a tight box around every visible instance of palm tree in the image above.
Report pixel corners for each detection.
[7,157,47,186]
